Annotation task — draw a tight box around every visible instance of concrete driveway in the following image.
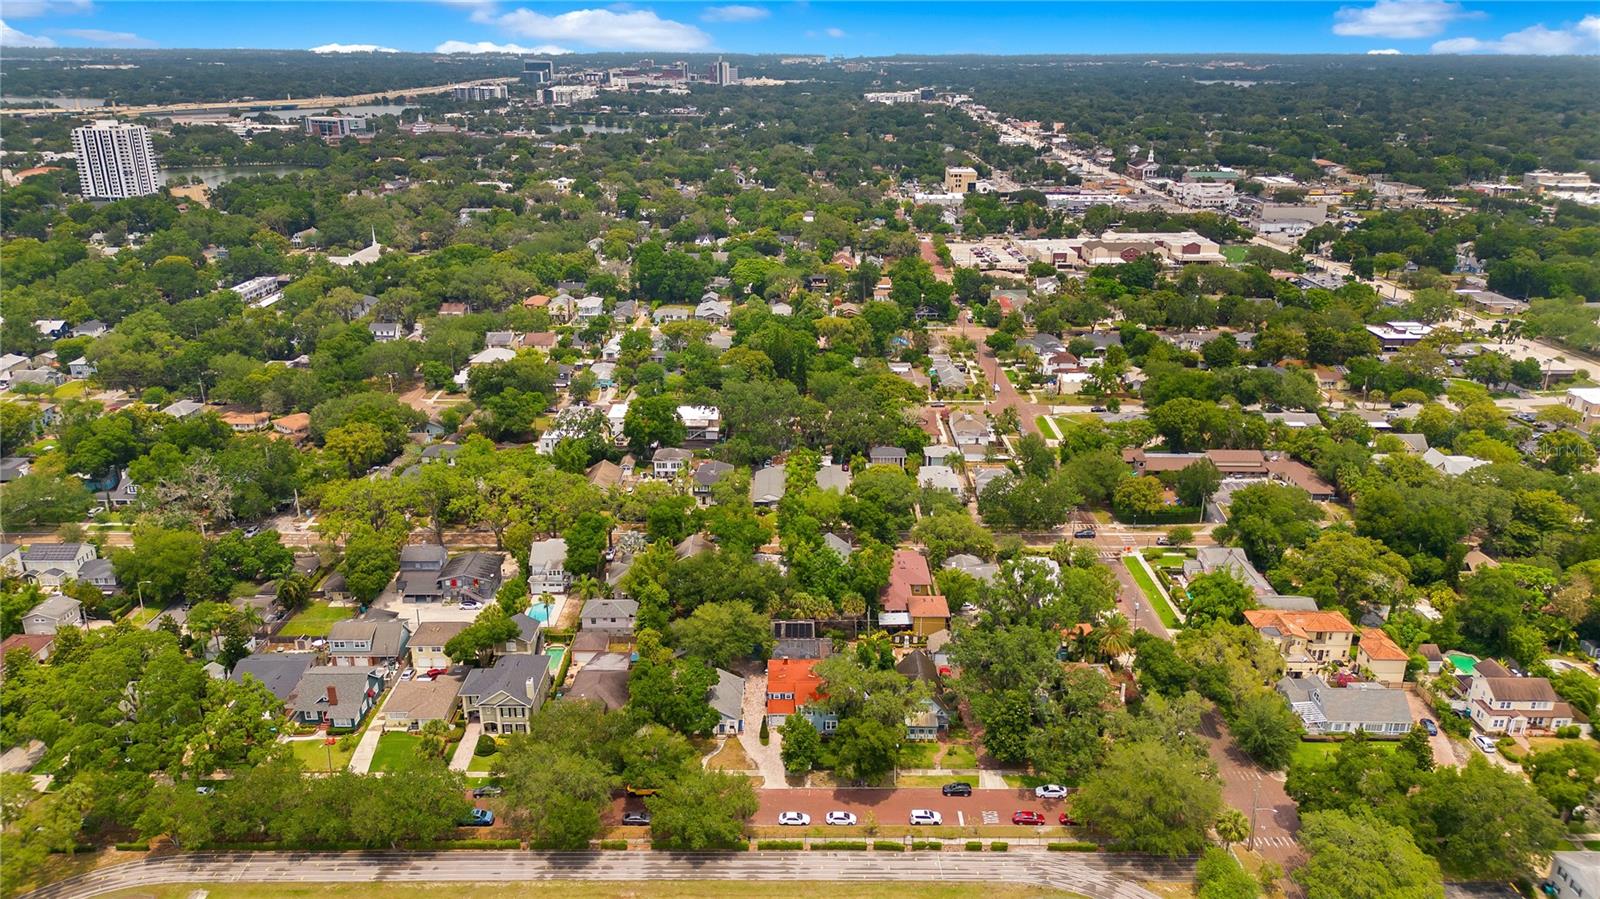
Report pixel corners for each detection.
[738,672,788,788]
[1403,687,1459,767]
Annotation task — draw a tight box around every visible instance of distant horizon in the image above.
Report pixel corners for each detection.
[2,2,1597,58]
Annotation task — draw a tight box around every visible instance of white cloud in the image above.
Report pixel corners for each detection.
[1366,48,1403,54]
[310,43,401,53]
[825,26,845,38]
[2,0,92,18]
[1333,0,1477,38]
[434,39,571,54]
[701,5,769,23]
[1432,16,1600,55]
[487,7,711,51]
[0,19,55,46]
[62,28,155,48]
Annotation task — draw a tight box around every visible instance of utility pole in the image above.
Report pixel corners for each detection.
[1248,778,1259,851]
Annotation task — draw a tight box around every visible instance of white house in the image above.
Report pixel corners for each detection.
[526,537,570,594]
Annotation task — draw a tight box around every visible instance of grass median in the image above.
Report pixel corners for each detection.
[99,885,1080,899]
[1121,557,1180,629]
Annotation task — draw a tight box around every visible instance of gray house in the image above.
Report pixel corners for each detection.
[1276,676,1413,737]
[326,619,411,667]
[21,595,84,635]
[581,598,638,632]
[438,552,504,604]
[869,446,907,467]
[750,466,786,506]
[710,668,746,736]
[289,666,385,729]
[231,652,316,703]
[459,654,552,735]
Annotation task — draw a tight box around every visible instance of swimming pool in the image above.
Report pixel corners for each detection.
[1444,651,1478,675]
[525,602,551,623]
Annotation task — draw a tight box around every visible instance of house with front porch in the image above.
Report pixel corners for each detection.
[1243,609,1356,678]
[458,653,552,735]
[1467,663,1576,735]
[288,666,385,729]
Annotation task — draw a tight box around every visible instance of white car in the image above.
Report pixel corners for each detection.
[1034,784,1069,799]
[909,809,942,826]
[1472,734,1498,754]
[824,811,857,826]
[777,811,811,826]
[460,600,482,610]
[399,668,415,681]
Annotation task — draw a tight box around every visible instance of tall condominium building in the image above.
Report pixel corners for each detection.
[452,82,509,101]
[715,58,738,85]
[522,59,554,85]
[71,120,161,200]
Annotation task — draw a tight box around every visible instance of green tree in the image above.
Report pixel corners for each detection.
[1074,740,1222,855]
[1175,459,1223,509]
[779,714,824,775]
[340,527,400,604]
[111,524,206,606]
[1228,692,1302,771]
[497,743,615,850]
[645,769,757,850]
[668,601,774,668]
[1196,846,1260,899]
[1184,570,1256,626]
[623,394,687,456]
[1525,741,1600,822]
[1295,810,1442,899]
[829,717,902,784]
[1113,475,1166,521]
[563,512,611,577]
[911,510,997,565]
[1214,808,1250,849]
[1410,758,1561,880]
[627,656,720,736]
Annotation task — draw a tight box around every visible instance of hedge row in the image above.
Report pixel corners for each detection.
[757,840,805,850]
[873,841,906,852]
[810,841,868,851]
[910,840,942,851]
[599,840,629,850]
[1046,842,1098,852]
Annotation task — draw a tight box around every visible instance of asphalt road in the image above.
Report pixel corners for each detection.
[1199,712,1302,867]
[22,850,1195,899]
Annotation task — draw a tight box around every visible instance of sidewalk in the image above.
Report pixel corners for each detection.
[449,721,482,773]
[346,690,394,774]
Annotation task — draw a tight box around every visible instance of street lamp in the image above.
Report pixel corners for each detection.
[137,579,153,615]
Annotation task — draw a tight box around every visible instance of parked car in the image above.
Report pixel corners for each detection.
[472,786,504,798]
[909,809,943,826]
[426,668,448,678]
[399,668,415,681]
[825,811,857,826]
[621,811,651,826]
[1059,812,1077,826]
[941,782,973,797]
[1073,529,1096,539]
[777,811,811,826]
[1156,536,1172,546]
[1035,784,1069,799]
[1421,719,1438,736]
[195,786,215,796]
[463,808,494,826]
[460,600,481,610]
[1011,811,1046,826]
[1472,734,1498,754]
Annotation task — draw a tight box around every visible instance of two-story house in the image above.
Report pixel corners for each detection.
[505,613,545,655]
[1356,627,1410,686]
[326,619,411,668]
[397,544,448,602]
[581,598,638,632]
[19,543,99,590]
[882,550,951,638]
[21,595,85,635]
[459,654,552,735]
[652,447,693,479]
[677,405,722,442]
[1242,609,1356,678]
[437,552,503,605]
[526,538,570,594]
[289,666,386,729]
[765,657,834,731]
[1467,660,1575,735]
[409,621,468,671]
[710,668,746,736]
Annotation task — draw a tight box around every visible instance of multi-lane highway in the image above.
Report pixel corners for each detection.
[22,850,1196,899]
[0,77,519,118]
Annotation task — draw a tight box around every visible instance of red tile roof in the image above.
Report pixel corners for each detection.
[1358,627,1409,662]
[884,549,941,613]
[766,658,825,717]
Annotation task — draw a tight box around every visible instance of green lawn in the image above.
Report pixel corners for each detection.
[122,606,161,628]
[1121,557,1180,629]
[897,774,977,788]
[287,737,354,773]
[280,601,354,637]
[941,744,979,769]
[1221,245,1250,264]
[1034,415,1060,439]
[898,741,939,768]
[468,750,501,773]
[1289,739,1398,769]
[370,732,424,772]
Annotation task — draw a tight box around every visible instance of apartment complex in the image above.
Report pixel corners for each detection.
[72,121,161,199]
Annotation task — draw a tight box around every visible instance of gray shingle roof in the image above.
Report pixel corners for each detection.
[460,654,549,704]
[708,668,745,719]
[231,652,316,702]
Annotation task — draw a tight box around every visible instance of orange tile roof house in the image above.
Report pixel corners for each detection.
[1243,609,1356,678]
[884,549,951,637]
[1356,627,1410,686]
[765,658,827,727]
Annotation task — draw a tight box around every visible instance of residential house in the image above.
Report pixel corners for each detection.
[1423,447,1489,477]
[869,446,907,467]
[1467,663,1575,735]
[695,297,731,322]
[506,613,544,655]
[765,657,832,730]
[652,447,693,478]
[72,320,108,339]
[526,538,570,594]
[67,357,96,378]
[1546,851,1600,899]
[815,463,852,493]
[0,633,55,663]
[438,302,468,317]
[369,321,404,342]
[408,621,469,670]
[397,544,448,602]
[325,618,411,667]
[289,666,385,729]
[906,697,950,741]
[459,653,552,735]
[9,369,63,389]
[1418,643,1445,676]
[948,412,994,447]
[566,667,630,710]
[77,558,118,595]
[1185,546,1274,596]
[160,399,205,419]
[95,471,141,510]
[0,544,22,576]
[653,305,692,324]
[19,543,99,590]
[1277,676,1413,737]
[437,552,504,604]
[677,405,722,442]
[1243,609,1357,678]
[383,672,464,731]
[944,552,999,584]
[692,460,734,499]
[823,532,854,560]
[0,458,29,484]
[581,598,638,632]
[220,410,270,432]
[272,413,312,444]
[750,466,786,507]
[1265,455,1337,501]
[709,668,746,735]
[918,465,964,498]
[21,595,84,635]
[883,549,951,638]
[1356,628,1410,686]
[230,652,316,704]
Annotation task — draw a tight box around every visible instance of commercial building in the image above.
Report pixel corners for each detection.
[1566,387,1600,427]
[72,121,161,199]
[864,90,921,104]
[944,166,979,194]
[1171,179,1235,208]
[303,115,365,140]
[539,85,597,106]
[451,82,508,101]
[522,59,555,85]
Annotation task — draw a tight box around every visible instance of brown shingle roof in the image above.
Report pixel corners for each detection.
[1481,676,1559,704]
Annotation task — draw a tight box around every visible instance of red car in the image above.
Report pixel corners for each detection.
[1012,811,1046,826]
[1059,812,1078,826]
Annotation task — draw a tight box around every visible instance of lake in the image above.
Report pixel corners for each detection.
[165,164,313,188]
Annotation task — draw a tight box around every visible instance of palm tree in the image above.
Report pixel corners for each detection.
[275,573,312,614]
[416,719,450,760]
[1215,807,1250,849]
[571,575,604,602]
[1096,612,1133,662]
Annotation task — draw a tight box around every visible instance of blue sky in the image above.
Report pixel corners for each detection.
[3,2,1598,56]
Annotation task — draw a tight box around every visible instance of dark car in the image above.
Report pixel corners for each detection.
[621,811,651,826]
[1073,528,1097,539]
[472,785,504,798]
[1421,718,1438,736]
[941,782,973,797]
[1012,811,1046,826]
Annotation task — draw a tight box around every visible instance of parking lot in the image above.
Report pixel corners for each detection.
[609,787,1079,832]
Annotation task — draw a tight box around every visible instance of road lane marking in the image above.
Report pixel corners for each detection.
[957,811,964,826]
